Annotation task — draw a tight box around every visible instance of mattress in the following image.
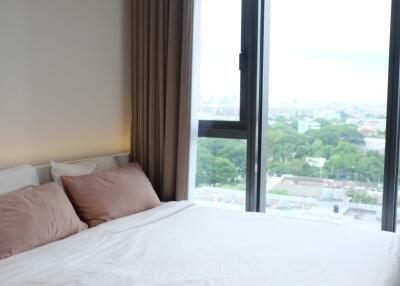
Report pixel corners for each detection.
[0,201,399,286]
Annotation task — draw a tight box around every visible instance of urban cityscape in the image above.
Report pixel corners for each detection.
[195,102,399,230]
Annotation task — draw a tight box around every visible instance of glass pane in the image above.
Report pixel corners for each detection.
[197,0,241,121]
[265,0,391,230]
[195,138,246,211]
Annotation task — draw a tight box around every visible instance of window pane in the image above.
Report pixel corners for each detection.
[195,138,246,211]
[265,0,391,229]
[197,0,241,121]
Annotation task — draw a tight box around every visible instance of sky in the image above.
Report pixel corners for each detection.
[198,0,241,108]
[197,0,392,111]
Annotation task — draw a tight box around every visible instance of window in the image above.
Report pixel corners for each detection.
[193,0,400,232]
[264,0,391,229]
[193,0,252,210]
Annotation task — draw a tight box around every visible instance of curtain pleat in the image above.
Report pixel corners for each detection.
[131,0,194,201]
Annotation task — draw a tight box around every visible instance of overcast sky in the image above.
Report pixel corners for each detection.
[198,0,392,109]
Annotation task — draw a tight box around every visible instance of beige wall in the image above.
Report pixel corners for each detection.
[0,0,131,168]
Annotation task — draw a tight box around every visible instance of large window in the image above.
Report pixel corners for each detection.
[193,0,255,210]
[264,0,391,229]
[195,0,247,211]
[193,0,400,232]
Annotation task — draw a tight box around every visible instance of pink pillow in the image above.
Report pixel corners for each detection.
[61,163,161,227]
[0,183,87,259]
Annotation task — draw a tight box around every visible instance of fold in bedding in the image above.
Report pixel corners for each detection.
[0,201,399,286]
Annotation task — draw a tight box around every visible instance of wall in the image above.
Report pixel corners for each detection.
[0,0,131,168]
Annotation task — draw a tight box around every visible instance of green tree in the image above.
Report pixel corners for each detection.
[210,157,238,186]
[219,140,246,180]
[196,138,244,186]
[195,146,214,186]
[314,118,332,127]
[356,151,384,182]
[294,144,312,159]
[325,142,362,180]
[197,117,384,189]
[307,124,364,146]
[346,189,379,205]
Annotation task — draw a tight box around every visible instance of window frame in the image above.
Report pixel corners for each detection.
[382,0,400,232]
[197,0,248,139]
[197,0,264,212]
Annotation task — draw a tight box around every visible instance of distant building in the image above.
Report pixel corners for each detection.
[364,137,385,154]
[345,117,361,125]
[269,104,312,119]
[198,103,239,120]
[358,126,377,137]
[306,157,326,168]
[321,188,347,202]
[313,110,343,121]
[358,119,386,136]
[365,119,386,131]
[298,119,321,134]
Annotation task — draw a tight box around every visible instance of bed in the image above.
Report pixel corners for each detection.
[0,200,399,286]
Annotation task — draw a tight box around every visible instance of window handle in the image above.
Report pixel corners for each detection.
[239,52,246,71]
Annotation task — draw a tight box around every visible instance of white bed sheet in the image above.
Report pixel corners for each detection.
[0,201,399,286]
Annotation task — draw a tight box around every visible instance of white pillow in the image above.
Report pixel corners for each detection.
[0,165,40,194]
[50,156,119,184]
[84,156,119,172]
[50,161,97,185]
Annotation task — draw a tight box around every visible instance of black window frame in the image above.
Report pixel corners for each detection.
[382,0,400,232]
[197,0,248,140]
[197,0,264,212]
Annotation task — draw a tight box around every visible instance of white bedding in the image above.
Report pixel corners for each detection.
[0,201,399,286]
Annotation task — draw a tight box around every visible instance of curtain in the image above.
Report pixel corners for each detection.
[131,0,194,201]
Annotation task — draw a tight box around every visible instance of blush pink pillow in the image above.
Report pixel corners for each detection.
[61,163,161,227]
[0,183,87,259]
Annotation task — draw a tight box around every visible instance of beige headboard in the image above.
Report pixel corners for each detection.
[34,153,130,185]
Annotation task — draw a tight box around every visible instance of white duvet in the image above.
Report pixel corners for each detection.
[0,201,399,286]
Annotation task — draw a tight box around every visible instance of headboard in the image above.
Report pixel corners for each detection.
[34,153,130,184]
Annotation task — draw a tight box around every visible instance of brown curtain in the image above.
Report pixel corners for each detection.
[131,0,194,201]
